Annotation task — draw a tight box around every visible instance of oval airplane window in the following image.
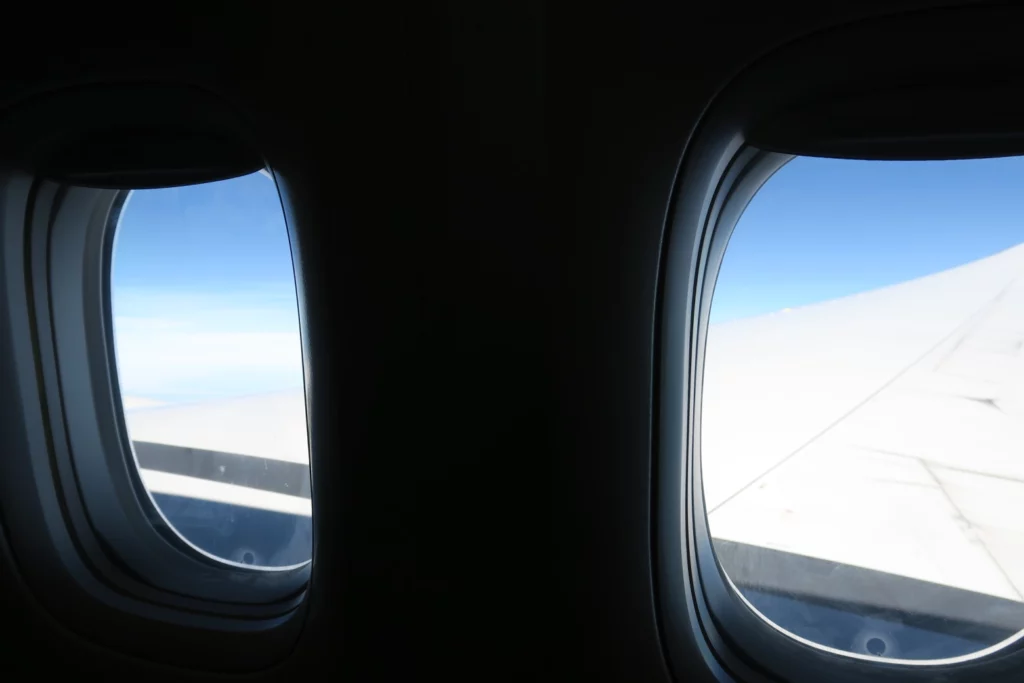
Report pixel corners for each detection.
[110,170,311,569]
[703,156,1024,661]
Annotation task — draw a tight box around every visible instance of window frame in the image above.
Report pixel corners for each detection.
[653,6,1024,681]
[105,183,309,585]
[0,172,311,670]
[653,103,1024,683]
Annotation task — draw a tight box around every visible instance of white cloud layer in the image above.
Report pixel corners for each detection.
[112,287,304,403]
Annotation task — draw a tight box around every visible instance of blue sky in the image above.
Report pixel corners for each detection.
[111,157,1024,404]
[711,155,1024,323]
[111,171,304,406]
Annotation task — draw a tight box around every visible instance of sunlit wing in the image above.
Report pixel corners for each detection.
[121,389,310,566]
[704,242,1024,611]
[124,389,309,504]
[120,242,1024,603]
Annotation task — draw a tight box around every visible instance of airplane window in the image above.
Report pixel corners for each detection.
[110,171,311,569]
[703,156,1024,661]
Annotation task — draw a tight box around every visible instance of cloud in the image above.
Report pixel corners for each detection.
[112,287,304,403]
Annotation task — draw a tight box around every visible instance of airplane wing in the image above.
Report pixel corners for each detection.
[121,390,311,567]
[116,241,1024,651]
[703,242,1024,657]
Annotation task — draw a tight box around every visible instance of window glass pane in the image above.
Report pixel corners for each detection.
[111,171,311,569]
[704,156,1024,661]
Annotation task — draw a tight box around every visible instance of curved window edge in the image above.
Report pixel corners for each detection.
[653,98,1024,683]
[0,171,310,672]
[105,183,313,574]
[654,5,1024,682]
[48,179,311,603]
